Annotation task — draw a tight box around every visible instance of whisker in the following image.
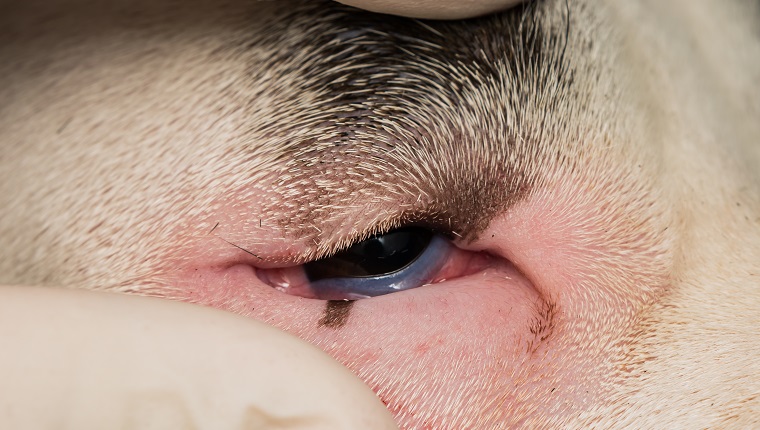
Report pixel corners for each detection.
[220,238,263,260]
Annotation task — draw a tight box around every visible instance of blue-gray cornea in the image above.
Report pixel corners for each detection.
[310,234,451,300]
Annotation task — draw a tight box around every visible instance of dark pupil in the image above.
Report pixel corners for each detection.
[305,228,433,281]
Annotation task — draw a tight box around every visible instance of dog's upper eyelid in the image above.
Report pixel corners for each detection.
[242,1,574,256]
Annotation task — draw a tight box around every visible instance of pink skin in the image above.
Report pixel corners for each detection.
[159,170,668,428]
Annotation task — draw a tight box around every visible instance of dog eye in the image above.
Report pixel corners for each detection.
[257,228,453,300]
[307,228,452,299]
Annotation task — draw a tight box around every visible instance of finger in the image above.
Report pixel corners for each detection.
[334,0,526,19]
[0,286,397,430]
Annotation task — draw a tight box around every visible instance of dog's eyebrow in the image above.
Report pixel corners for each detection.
[236,0,579,257]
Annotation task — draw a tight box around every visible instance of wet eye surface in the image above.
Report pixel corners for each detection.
[257,228,454,300]
[305,228,433,279]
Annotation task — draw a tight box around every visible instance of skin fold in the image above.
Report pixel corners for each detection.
[1,0,759,428]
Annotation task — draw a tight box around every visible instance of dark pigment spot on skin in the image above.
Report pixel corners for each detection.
[319,300,355,328]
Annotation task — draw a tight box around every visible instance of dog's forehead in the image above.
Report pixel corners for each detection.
[219,0,626,250]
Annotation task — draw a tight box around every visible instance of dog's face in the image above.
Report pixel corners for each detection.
[2,0,759,427]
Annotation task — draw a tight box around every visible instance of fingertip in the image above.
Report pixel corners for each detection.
[0,287,398,429]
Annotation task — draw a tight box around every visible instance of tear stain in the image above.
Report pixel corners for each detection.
[318,300,355,329]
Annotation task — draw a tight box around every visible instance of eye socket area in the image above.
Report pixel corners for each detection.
[256,227,492,300]
[170,212,561,429]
